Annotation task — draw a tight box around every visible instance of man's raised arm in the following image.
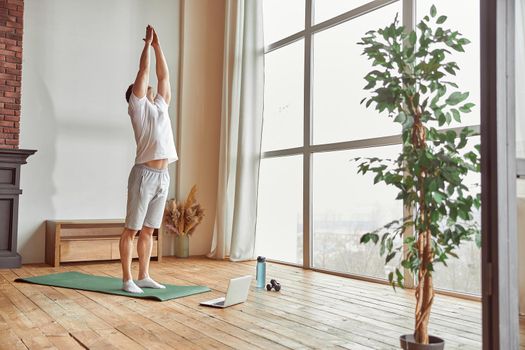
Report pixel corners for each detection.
[132,25,153,99]
[152,28,171,105]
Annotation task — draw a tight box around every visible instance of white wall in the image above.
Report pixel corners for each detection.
[19,0,180,263]
[177,0,225,256]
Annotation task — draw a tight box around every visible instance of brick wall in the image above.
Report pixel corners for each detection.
[0,0,23,149]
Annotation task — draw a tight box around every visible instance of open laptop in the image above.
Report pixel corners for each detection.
[199,275,252,308]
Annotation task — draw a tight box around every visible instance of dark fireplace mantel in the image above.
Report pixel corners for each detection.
[0,149,37,268]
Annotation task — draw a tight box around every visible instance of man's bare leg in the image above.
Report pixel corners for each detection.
[136,226,165,288]
[119,228,144,293]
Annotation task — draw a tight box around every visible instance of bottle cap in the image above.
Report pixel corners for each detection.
[257,256,266,262]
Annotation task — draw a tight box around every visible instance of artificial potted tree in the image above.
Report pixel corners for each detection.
[355,6,481,349]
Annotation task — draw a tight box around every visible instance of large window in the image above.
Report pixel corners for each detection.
[262,40,304,151]
[257,0,481,296]
[255,155,303,264]
[312,2,401,144]
[312,145,402,279]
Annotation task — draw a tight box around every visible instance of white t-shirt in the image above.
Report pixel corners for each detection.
[128,92,178,164]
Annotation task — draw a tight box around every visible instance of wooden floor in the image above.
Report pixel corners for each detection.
[0,256,511,349]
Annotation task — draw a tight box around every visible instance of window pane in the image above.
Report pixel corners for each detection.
[417,0,480,128]
[256,156,303,264]
[432,240,481,295]
[312,145,402,279]
[432,136,481,295]
[312,2,401,145]
[262,40,304,152]
[314,0,373,24]
[263,0,305,46]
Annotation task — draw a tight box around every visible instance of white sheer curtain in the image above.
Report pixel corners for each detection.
[207,0,264,261]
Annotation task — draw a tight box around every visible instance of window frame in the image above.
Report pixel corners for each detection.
[260,0,481,300]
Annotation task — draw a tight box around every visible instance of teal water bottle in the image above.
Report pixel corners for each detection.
[256,256,266,288]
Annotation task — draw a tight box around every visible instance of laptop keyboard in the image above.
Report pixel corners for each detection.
[214,301,225,306]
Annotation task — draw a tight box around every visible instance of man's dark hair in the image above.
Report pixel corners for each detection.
[125,84,134,103]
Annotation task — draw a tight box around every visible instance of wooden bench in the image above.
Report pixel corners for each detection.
[45,219,163,267]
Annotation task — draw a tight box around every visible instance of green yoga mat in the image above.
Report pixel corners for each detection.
[14,271,211,301]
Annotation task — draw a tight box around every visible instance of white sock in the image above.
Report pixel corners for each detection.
[122,279,144,294]
[136,276,166,289]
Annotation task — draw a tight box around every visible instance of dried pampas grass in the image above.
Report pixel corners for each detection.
[163,184,205,236]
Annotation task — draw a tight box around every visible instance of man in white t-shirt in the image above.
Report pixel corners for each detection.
[119,25,178,294]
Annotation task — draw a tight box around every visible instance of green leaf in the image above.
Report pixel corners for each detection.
[386,252,396,263]
[445,112,452,124]
[394,112,407,124]
[438,113,446,126]
[401,259,412,269]
[432,192,445,204]
[409,31,417,46]
[395,268,404,288]
[380,239,386,256]
[364,80,376,90]
[374,173,383,184]
[436,15,447,24]
[404,236,416,245]
[445,91,469,106]
[430,5,437,17]
[459,102,475,113]
[360,233,379,244]
[457,136,468,149]
[451,108,461,122]
[452,44,465,52]
[444,66,457,76]
[458,209,469,220]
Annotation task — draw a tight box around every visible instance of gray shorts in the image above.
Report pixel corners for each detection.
[125,164,170,230]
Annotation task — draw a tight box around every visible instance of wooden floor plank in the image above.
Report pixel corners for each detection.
[0,256,517,349]
[157,267,392,349]
[2,268,120,350]
[0,275,77,350]
[260,261,481,321]
[76,264,292,350]
[86,260,385,349]
[0,291,57,350]
[80,260,476,348]
[14,265,202,350]
[166,258,480,349]
[0,326,30,350]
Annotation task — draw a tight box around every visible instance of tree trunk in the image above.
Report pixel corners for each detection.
[414,227,435,344]
[411,118,435,344]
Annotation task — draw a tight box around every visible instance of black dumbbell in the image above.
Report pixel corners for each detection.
[266,279,281,292]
